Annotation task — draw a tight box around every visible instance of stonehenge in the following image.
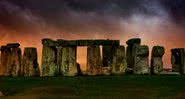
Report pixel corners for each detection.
[151,46,165,75]
[0,38,185,77]
[22,48,40,76]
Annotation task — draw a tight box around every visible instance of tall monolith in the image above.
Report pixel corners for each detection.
[112,46,127,75]
[23,47,40,76]
[134,45,149,74]
[87,45,102,75]
[151,46,165,75]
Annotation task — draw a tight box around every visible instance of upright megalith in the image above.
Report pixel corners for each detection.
[61,46,78,76]
[41,45,58,76]
[134,45,149,74]
[23,47,40,76]
[10,47,22,76]
[151,46,165,75]
[171,48,185,74]
[112,46,127,75]
[126,38,141,69]
[103,46,113,67]
[87,45,102,75]
[0,46,12,76]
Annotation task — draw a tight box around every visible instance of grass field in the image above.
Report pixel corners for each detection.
[0,75,185,99]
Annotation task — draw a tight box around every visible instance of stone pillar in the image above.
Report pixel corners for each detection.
[151,46,165,75]
[57,46,63,75]
[171,48,185,74]
[112,46,127,75]
[41,45,58,76]
[134,45,149,74]
[61,46,78,76]
[87,45,102,75]
[22,47,40,76]
[102,46,113,67]
[10,47,22,76]
[0,46,12,76]
[126,38,141,69]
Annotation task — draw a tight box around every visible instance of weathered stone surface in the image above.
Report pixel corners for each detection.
[0,91,4,96]
[151,46,165,75]
[171,48,185,74]
[61,46,78,76]
[102,46,113,67]
[126,38,141,68]
[112,46,127,75]
[23,48,40,76]
[134,45,149,74]
[126,38,141,46]
[0,46,12,76]
[42,38,120,46]
[57,46,63,75]
[6,43,20,48]
[41,46,58,76]
[11,47,22,77]
[87,45,103,75]
[102,67,111,75]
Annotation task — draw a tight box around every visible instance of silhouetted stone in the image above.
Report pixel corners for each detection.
[11,47,22,77]
[23,48,40,76]
[6,43,20,48]
[102,46,113,67]
[112,46,127,75]
[41,46,58,76]
[126,38,141,68]
[0,46,12,76]
[87,45,102,75]
[171,48,185,74]
[151,46,165,75]
[134,45,149,74]
[61,46,78,76]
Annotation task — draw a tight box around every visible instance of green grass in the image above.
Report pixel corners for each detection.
[0,75,185,99]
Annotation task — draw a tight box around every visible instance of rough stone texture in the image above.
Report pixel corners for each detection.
[126,38,141,68]
[134,45,149,74]
[11,47,22,77]
[61,46,78,76]
[171,48,185,74]
[102,46,113,67]
[112,46,127,75]
[87,45,103,75]
[0,91,4,96]
[102,67,111,75]
[23,48,40,76]
[42,38,120,46]
[57,46,63,75]
[0,46,12,76]
[151,46,165,75]
[41,45,58,76]
[6,43,20,48]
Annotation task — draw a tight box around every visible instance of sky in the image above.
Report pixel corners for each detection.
[0,0,185,70]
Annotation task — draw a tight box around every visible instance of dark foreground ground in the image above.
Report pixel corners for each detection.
[0,75,185,99]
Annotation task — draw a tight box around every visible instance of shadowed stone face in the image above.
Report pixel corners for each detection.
[134,45,149,74]
[41,46,58,76]
[112,46,127,75]
[171,48,185,74]
[126,38,141,69]
[87,45,102,75]
[151,46,165,75]
[61,46,78,76]
[23,48,40,76]
[103,46,113,67]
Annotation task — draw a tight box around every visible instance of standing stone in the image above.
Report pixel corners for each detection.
[0,46,12,76]
[87,45,102,75]
[134,45,149,74]
[171,48,185,74]
[10,47,22,77]
[41,45,58,76]
[103,46,113,67]
[112,46,127,75]
[57,46,63,75]
[61,46,78,76]
[151,46,165,75]
[126,38,141,69]
[23,48,40,76]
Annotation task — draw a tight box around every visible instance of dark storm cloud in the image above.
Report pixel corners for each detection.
[0,0,185,33]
